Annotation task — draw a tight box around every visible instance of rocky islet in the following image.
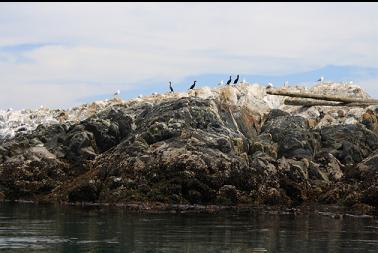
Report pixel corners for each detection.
[0,82,377,214]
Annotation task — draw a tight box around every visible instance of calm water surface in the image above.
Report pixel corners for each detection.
[0,202,377,253]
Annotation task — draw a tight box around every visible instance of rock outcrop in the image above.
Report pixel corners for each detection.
[0,82,377,213]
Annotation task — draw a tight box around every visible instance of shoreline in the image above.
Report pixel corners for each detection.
[3,199,377,218]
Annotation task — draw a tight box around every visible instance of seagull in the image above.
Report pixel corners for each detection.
[266,83,273,89]
[241,78,246,84]
[169,81,174,93]
[138,94,143,98]
[226,76,232,85]
[317,76,324,82]
[233,74,239,84]
[349,81,353,85]
[284,81,289,87]
[113,89,120,96]
[189,80,196,90]
[218,80,224,86]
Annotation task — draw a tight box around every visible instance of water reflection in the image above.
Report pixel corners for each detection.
[0,202,377,252]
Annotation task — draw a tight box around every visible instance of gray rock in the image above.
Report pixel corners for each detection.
[261,110,320,159]
[319,124,378,165]
[64,129,97,162]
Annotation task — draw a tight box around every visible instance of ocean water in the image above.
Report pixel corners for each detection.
[0,202,377,253]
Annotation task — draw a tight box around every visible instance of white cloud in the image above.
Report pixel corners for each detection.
[1,3,378,108]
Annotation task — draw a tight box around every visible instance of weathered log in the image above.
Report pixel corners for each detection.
[284,98,372,107]
[267,88,378,104]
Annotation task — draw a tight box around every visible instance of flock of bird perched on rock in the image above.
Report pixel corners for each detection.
[166,75,330,93]
[168,74,242,93]
[112,75,354,98]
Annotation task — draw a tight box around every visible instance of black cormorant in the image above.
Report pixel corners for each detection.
[169,81,174,93]
[226,76,232,85]
[189,80,196,90]
[233,74,239,84]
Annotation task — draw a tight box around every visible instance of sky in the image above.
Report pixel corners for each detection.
[1,3,378,109]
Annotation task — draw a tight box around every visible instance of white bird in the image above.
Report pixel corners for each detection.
[284,81,289,87]
[317,76,324,82]
[241,78,246,84]
[218,80,224,86]
[266,82,273,89]
[113,89,120,96]
[7,108,13,112]
[138,94,143,98]
[349,81,353,85]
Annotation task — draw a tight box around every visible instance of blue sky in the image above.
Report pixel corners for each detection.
[0,3,378,109]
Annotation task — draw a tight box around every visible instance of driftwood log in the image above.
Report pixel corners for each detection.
[267,88,378,107]
[283,98,375,107]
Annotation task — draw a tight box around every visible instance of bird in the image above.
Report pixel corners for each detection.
[218,80,224,86]
[317,76,324,82]
[113,89,120,96]
[169,81,174,93]
[266,83,273,89]
[241,78,246,84]
[189,80,196,90]
[233,74,239,84]
[284,81,289,87]
[349,81,354,85]
[138,94,143,98]
[226,76,232,85]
